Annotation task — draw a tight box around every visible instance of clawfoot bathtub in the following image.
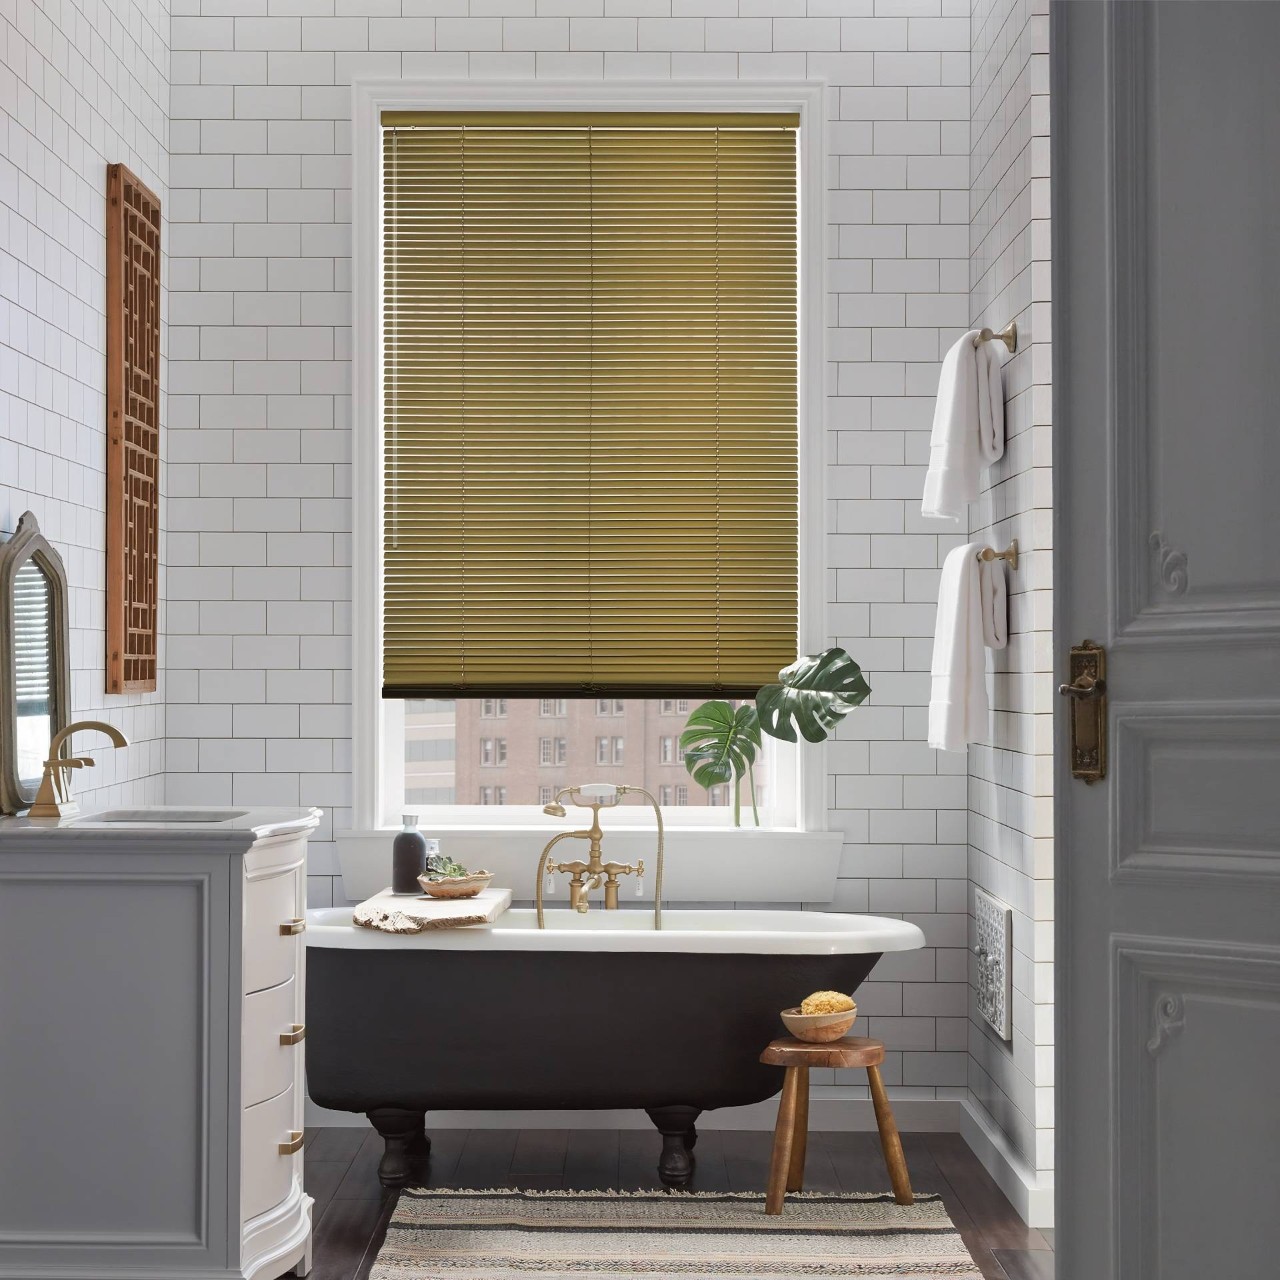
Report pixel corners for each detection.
[304,907,925,1188]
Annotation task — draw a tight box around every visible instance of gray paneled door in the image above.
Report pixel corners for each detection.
[1053,3,1280,1278]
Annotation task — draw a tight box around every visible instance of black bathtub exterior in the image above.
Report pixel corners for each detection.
[306,945,881,1187]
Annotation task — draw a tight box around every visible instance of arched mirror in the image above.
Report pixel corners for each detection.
[0,513,71,814]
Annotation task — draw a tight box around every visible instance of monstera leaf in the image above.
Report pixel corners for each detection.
[679,700,762,827]
[755,647,872,744]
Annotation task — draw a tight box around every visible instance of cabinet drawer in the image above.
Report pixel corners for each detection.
[242,1084,300,1222]
[243,868,302,994]
[242,978,301,1108]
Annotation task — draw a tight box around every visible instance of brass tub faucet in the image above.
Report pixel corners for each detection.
[536,783,665,929]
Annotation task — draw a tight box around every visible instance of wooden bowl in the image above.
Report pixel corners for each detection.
[780,1004,857,1043]
[418,870,493,900]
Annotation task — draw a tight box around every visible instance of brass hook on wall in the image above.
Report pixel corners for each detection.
[977,539,1019,571]
[973,321,1018,354]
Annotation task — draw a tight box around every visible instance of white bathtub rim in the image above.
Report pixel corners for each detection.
[304,907,925,954]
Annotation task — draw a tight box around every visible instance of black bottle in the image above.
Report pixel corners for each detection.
[392,814,428,895]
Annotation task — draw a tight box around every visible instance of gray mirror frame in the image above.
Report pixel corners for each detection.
[0,512,71,815]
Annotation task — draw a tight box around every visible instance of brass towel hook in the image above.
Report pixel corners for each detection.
[977,540,1019,571]
[973,321,1017,354]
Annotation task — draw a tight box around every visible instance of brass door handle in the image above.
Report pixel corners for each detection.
[1058,674,1106,700]
[279,1023,306,1046]
[278,1130,304,1156]
[278,918,306,936]
[1062,640,1107,782]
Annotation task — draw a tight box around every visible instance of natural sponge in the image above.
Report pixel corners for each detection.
[800,990,855,1016]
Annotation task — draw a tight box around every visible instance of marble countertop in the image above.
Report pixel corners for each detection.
[0,805,323,845]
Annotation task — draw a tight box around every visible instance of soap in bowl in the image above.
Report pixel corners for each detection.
[781,1004,857,1043]
[418,870,494,900]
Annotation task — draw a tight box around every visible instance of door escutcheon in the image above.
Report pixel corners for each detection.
[1059,640,1107,783]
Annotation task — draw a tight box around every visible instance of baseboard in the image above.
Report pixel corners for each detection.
[958,1098,1054,1228]
[306,1091,964,1133]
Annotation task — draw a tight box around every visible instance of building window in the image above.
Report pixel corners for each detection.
[479,738,494,766]
[676,785,688,806]
[495,786,506,805]
[478,786,492,805]
[613,736,625,765]
[659,736,675,764]
[480,698,508,718]
[539,786,554,805]
[596,737,610,766]
[496,738,507,766]
[659,785,672,806]
[676,699,689,713]
[539,698,567,717]
[539,737,553,766]
[555,737,568,766]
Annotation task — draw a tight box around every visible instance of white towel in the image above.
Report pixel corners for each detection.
[921,331,1005,521]
[979,557,1008,650]
[928,542,989,752]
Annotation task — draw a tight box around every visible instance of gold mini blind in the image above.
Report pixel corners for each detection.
[382,111,799,698]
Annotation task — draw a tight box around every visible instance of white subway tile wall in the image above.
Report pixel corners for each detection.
[0,0,169,809]
[968,0,1052,1179]
[163,0,979,1098]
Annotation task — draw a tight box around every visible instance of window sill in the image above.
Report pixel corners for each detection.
[334,826,843,905]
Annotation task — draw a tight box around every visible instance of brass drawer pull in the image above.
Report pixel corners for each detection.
[278,1130,304,1156]
[280,1023,306,1046]
[278,918,306,936]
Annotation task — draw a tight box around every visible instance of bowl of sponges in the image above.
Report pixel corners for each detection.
[780,991,858,1043]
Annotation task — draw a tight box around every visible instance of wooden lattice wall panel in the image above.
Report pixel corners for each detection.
[106,163,161,693]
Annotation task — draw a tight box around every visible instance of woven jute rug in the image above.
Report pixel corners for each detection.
[370,1187,983,1278]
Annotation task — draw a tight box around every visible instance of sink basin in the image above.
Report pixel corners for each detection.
[91,809,249,824]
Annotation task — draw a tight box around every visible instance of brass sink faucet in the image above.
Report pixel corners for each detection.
[28,720,130,820]
[536,783,665,929]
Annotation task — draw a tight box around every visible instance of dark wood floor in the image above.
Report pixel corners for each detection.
[303,1127,1053,1280]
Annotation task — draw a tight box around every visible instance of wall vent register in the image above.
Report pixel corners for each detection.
[973,886,1013,1041]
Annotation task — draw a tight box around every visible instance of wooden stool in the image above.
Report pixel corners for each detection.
[759,1035,914,1215]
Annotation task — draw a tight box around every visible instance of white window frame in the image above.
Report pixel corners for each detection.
[351,78,829,839]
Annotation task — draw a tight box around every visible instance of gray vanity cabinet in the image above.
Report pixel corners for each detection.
[0,808,321,1280]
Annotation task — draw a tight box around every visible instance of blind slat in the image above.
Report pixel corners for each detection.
[383,115,799,697]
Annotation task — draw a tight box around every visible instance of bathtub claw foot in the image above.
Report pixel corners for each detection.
[647,1106,701,1188]
[367,1108,430,1189]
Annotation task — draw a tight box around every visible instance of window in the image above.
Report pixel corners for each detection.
[394,698,786,818]
[357,85,822,834]
[478,786,492,805]
[480,698,507,718]
[380,111,799,699]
